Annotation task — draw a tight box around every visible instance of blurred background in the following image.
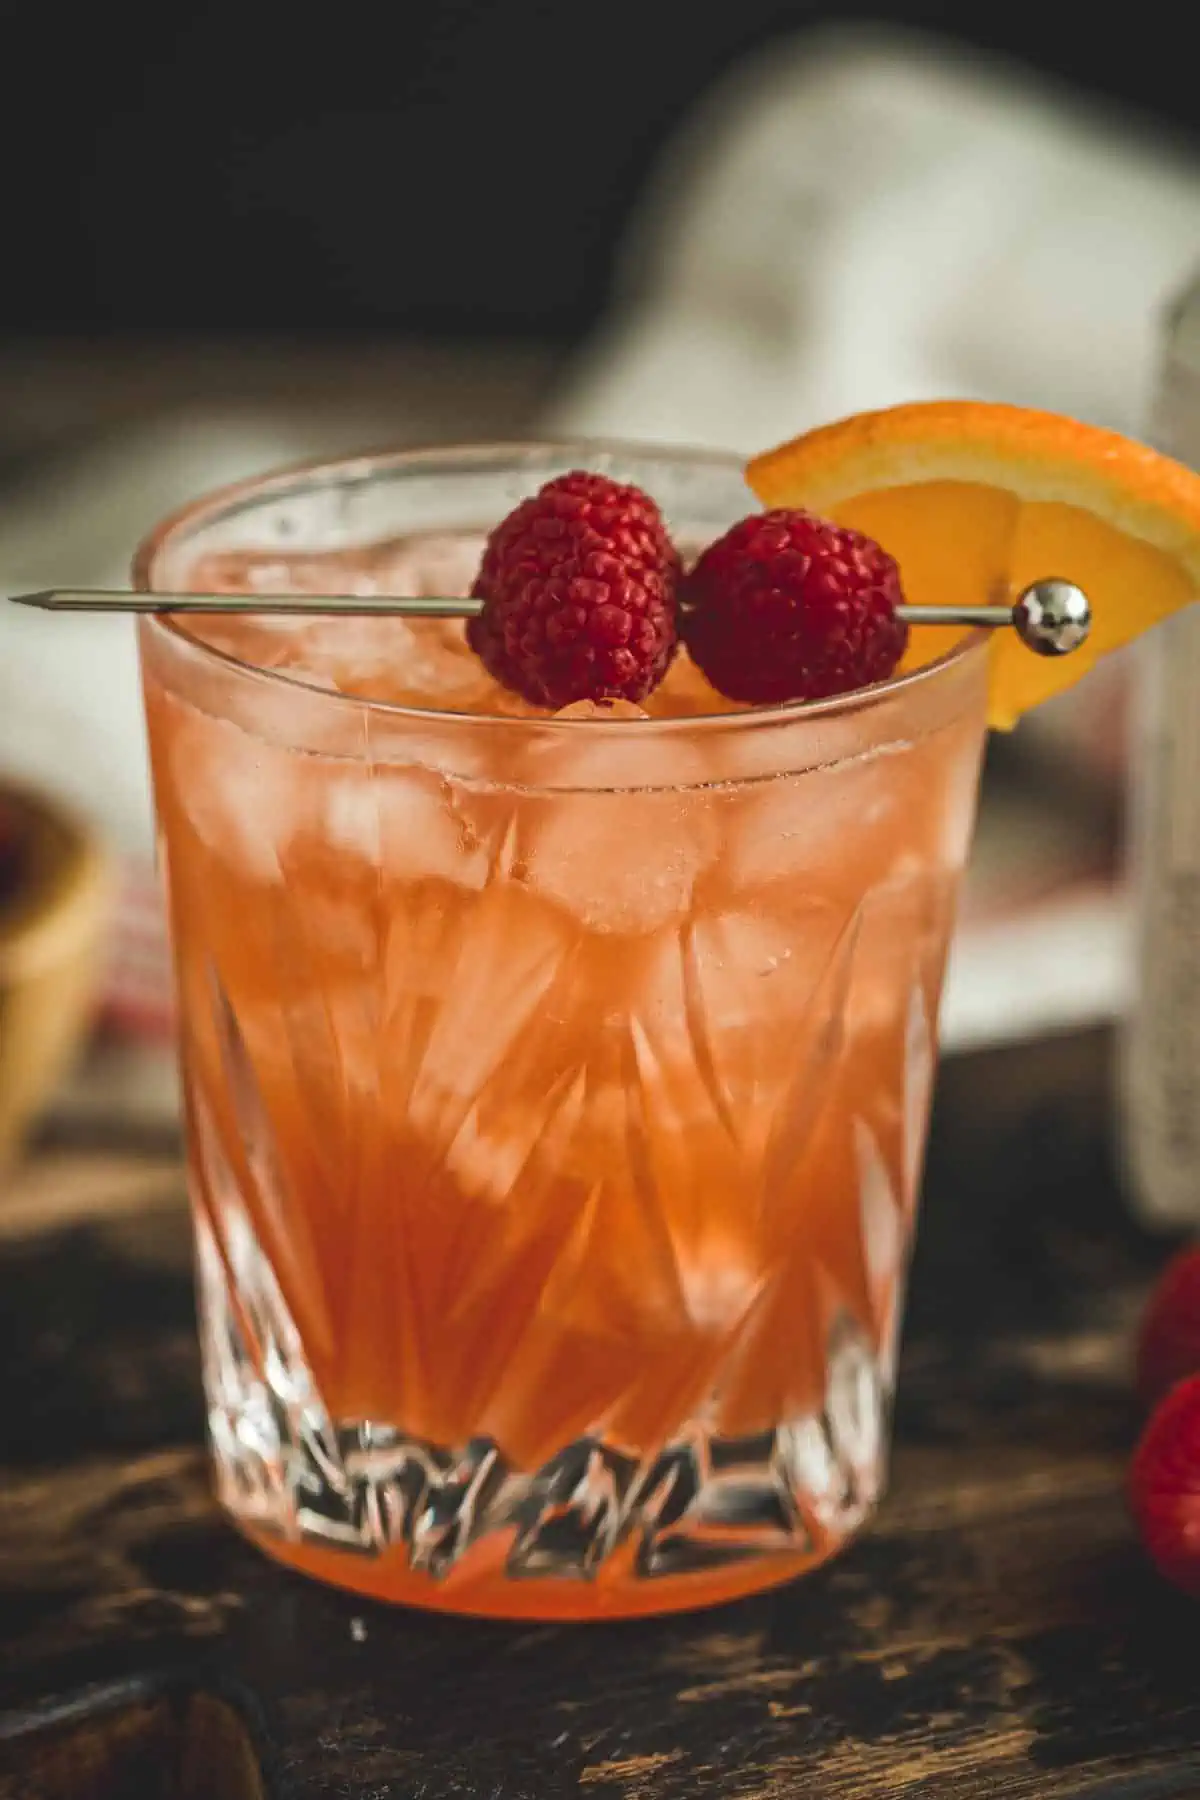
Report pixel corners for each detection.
[2,0,1199,1152]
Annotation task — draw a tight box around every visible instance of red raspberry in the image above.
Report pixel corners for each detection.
[1129,1374,1200,1594]
[682,509,909,705]
[1137,1247,1200,1407]
[469,471,680,708]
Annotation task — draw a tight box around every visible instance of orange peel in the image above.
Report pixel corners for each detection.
[748,400,1200,727]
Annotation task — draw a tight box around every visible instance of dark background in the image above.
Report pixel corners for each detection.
[3,1,1195,342]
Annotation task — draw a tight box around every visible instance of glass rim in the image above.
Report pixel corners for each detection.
[132,437,990,736]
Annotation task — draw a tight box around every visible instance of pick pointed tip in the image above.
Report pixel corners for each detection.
[8,590,55,609]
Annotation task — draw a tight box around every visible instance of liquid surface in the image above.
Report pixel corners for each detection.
[185,533,742,716]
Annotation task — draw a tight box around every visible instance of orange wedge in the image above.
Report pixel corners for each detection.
[747,401,1200,728]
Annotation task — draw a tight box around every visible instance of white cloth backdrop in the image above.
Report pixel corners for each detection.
[2,24,1198,1065]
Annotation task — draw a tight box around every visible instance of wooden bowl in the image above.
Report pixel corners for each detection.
[0,783,113,1170]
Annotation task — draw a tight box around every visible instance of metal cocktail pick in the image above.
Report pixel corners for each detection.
[6,578,1093,657]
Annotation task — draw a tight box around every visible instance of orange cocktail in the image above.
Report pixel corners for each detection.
[136,444,988,1618]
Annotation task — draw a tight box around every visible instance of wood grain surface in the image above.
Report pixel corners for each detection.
[3,1030,1198,1800]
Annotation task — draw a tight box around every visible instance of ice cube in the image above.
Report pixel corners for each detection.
[189,532,484,605]
[642,648,742,718]
[375,767,493,890]
[304,762,495,892]
[290,618,459,705]
[186,545,385,599]
[553,699,650,721]
[636,907,845,1072]
[368,532,484,599]
[354,619,496,710]
[167,700,294,882]
[166,691,493,892]
[719,748,912,903]
[520,789,712,936]
[182,533,529,716]
[631,905,844,1124]
[516,730,717,935]
[170,613,336,683]
[280,614,539,717]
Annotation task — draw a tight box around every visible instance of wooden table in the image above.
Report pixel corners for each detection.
[2,1028,1197,1800]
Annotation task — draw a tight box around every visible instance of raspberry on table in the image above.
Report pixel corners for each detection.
[682,508,909,705]
[469,471,681,709]
[1129,1373,1200,1595]
[1137,1247,1200,1407]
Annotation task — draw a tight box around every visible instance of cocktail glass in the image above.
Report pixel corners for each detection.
[135,443,988,1619]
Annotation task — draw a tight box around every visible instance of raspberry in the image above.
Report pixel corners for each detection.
[469,471,680,708]
[1137,1247,1200,1407]
[1129,1374,1200,1594]
[682,509,908,705]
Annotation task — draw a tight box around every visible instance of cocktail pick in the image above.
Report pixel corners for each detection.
[7,578,1092,656]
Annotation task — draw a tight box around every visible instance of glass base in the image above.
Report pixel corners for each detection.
[196,1205,890,1621]
[232,1517,862,1620]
